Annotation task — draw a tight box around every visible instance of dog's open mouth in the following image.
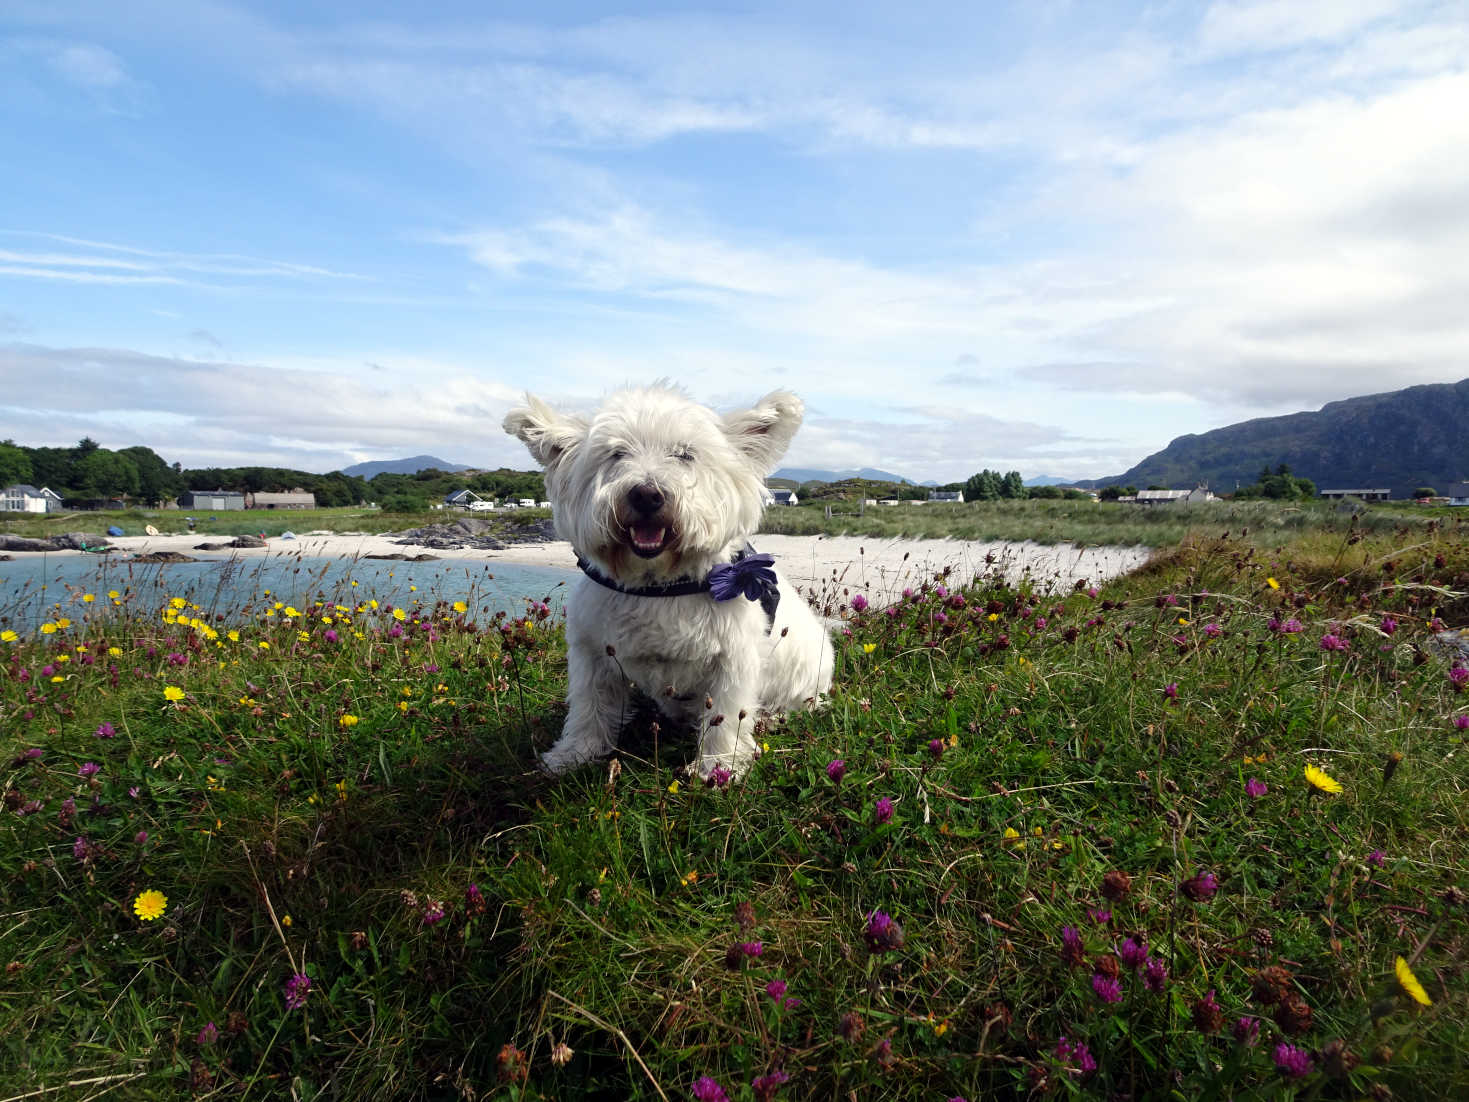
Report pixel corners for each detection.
[628,523,672,558]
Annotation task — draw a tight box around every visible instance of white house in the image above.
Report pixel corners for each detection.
[928,490,964,503]
[1319,488,1391,502]
[769,489,799,506]
[444,488,484,509]
[1,484,63,513]
[1135,487,1216,505]
[1443,482,1469,506]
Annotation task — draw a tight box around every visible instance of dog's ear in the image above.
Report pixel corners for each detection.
[503,394,588,470]
[723,390,804,473]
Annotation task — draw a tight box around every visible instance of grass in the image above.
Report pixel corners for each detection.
[0,506,551,541]
[2,515,1467,1100]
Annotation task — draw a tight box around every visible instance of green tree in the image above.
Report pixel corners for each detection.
[75,449,140,499]
[120,446,185,505]
[1000,471,1026,499]
[964,470,1002,501]
[1414,486,1437,499]
[0,440,33,487]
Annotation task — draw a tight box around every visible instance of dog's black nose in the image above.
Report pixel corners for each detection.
[628,483,664,515]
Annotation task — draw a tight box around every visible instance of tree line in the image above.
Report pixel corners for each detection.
[0,439,545,511]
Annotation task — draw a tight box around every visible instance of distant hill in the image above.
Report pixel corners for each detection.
[1024,475,1075,487]
[1079,378,1469,498]
[774,466,915,485]
[342,455,473,479]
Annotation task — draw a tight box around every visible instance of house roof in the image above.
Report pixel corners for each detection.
[186,488,245,497]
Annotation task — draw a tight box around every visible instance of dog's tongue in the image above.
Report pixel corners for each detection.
[632,524,666,552]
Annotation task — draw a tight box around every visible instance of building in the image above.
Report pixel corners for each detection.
[928,490,964,503]
[179,489,245,511]
[444,489,485,509]
[247,491,316,509]
[1134,487,1216,505]
[1443,482,1469,506]
[769,489,799,506]
[1,484,63,513]
[1319,488,1391,502]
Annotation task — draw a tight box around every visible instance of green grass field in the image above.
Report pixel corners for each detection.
[2,514,1466,1099]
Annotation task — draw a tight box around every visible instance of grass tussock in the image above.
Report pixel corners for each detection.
[2,520,1467,1100]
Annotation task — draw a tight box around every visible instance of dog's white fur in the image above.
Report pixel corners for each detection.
[503,384,834,778]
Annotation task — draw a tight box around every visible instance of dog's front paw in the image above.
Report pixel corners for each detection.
[538,739,605,776]
[694,748,758,785]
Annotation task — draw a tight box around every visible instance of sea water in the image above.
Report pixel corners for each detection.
[0,550,575,630]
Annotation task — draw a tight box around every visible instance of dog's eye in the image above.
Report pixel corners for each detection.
[672,447,694,463]
[609,449,627,462]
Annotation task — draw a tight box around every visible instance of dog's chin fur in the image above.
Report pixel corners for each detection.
[504,383,835,779]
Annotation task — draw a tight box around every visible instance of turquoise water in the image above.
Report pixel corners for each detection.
[0,550,575,630]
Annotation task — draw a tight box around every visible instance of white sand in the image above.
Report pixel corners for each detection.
[92,530,1152,605]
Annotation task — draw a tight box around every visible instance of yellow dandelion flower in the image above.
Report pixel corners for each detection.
[228,630,240,642]
[1394,956,1432,1006]
[163,685,185,702]
[0,629,17,643]
[1002,826,1025,848]
[170,597,187,609]
[282,914,292,928]
[409,585,417,592]
[862,643,877,654]
[133,889,168,921]
[453,601,467,613]
[392,608,406,621]
[56,617,70,628]
[987,612,999,621]
[339,714,359,727]
[40,622,57,635]
[50,675,64,683]
[258,641,270,650]
[680,869,698,886]
[933,1020,949,1037]
[335,780,348,800]
[82,593,95,603]
[1304,764,1343,794]
[1266,577,1279,590]
[1177,617,1190,625]
[667,780,680,794]
[108,646,122,656]
[397,701,408,712]
[284,606,301,619]
[369,599,379,609]
[108,590,120,599]
[56,654,70,663]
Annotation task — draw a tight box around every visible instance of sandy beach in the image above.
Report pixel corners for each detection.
[86,530,1153,605]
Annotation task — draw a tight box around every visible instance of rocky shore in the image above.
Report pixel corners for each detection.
[386,516,559,553]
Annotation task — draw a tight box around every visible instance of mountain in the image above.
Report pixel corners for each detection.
[774,466,916,485]
[342,455,473,479]
[1080,378,1469,498]
[1024,475,1075,487]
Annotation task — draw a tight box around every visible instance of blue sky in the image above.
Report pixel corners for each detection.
[2,0,1467,481]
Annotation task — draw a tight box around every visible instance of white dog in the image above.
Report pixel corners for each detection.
[503,384,834,779]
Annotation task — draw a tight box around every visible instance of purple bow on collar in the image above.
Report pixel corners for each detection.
[708,551,778,604]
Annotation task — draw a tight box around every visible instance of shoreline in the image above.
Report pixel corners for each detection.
[4,530,1153,603]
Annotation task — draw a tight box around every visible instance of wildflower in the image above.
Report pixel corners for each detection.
[927,738,945,760]
[1055,1036,1096,1075]
[1180,871,1219,902]
[1118,937,1148,970]
[1267,577,1279,590]
[764,978,788,1001]
[196,1022,219,1045]
[135,831,148,844]
[691,1077,730,1102]
[752,1075,787,1099]
[825,761,845,789]
[1091,973,1123,1003]
[1274,996,1313,1036]
[133,889,168,922]
[1245,777,1268,799]
[94,721,116,739]
[465,883,486,915]
[873,1037,895,1070]
[1451,665,1469,691]
[0,629,15,643]
[850,594,869,612]
[1192,989,1225,1034]
[1395,956,1432,1006]
[1380,615,1397,635]
[339,714,359,728]
[78,761,100,778]
[1273,1042,1313,1079]
[864,910,905,953]
[1143,956,1169,993]
[1382,751,1404,783]
[423,901,446,926]
[1319,632,1349,652]
[1060,926,1085,967]
[1251,966,1295,1006]
[283,972,311,1010]
[1455,715,1469,730]
[741,941,764,958]
[862,642,876,654]
[550,1041,574,1067]
[1366,849,1386,867]
[163,685,185,702]
[323,629,339,644]
[1086,908,1111,924]
[73,836,92,861]
[1100,869,1132,901]
[873,796,893,825]
[707,764,733,789]
[1304,764,1344,794]
[1202,622,1222,638]
[1002,826,1024,847]
[1233,1016,1261,1047]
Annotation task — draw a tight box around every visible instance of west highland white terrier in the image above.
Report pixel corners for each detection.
[503,384,834,779]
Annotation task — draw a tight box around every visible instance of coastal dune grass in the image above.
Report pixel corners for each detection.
[2,518,1467,1099]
